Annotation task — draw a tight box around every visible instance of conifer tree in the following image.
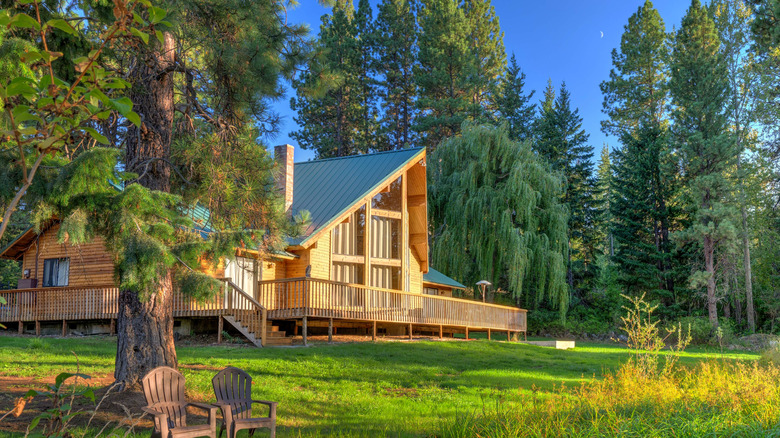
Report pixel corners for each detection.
[600,0,682,305]
[712,0,760,332]
[428,123,569,320]
[291,2,368,157]
[354,0,381,151]
[495,54,535,142]
[670,0,738,328]
[374,0,419,150]
[462,0,506,122]
[414,0,474,150]
[595,145,614,258]
[534,82,597,293]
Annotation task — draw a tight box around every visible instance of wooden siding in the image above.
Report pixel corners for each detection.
[21,224,114,288]
[409,247,423,294]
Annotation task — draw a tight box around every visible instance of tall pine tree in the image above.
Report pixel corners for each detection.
[291,2,369,158]
[600,0,683,308]
[374,0,419,150]
[671,0,738,328]
[495,54,536,142]
[462,0,506,122]
[534,82,597,296]
[414,0,474,150]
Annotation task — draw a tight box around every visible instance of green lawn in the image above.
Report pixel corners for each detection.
[0,336,765,437]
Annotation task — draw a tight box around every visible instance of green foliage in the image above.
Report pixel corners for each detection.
[24,372,95,438]
[462,0,506,122]
[429,123,569,320]
[374,0,419,150]
[533,81,598,296]
[495,54,535,142]
[671,0,739,327]
[291,1,374,158]
[414,0,474,149]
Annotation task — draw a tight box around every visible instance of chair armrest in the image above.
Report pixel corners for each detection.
[187,402,219,429]
[142,407,170,438]
[252,400,278,418]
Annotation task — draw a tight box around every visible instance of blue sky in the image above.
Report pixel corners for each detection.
[269,0,692,163]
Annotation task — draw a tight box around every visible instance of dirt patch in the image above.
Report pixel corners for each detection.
[0,372,227,435]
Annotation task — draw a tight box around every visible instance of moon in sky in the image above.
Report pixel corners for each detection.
[600,31,604,38]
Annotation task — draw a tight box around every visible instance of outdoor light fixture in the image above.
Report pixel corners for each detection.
[476,280,492,303]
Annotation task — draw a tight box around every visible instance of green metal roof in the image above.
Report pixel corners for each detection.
[423,267,466,289]
[291,147,425,246]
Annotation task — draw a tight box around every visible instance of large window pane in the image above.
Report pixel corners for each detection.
[43,258,69,287]
[372,176,402,211]
[333,206,366,256]
[332,262,364,285]
[370,216,400,260]
[371,265,401,290]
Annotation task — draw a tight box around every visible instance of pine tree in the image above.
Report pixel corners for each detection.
[534,82,597,296]
[495,54,535,142]
[291,2,368,158]
[428,123,569,320]
[670,0,738,328]
[462,0,506,122]
[600,0,683,307]
[712,0,762,332]
[595,145,614,258]
[414,0,474,150]
[354,0,381,151]
[374,0,419,150]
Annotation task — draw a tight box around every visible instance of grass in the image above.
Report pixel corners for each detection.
[0,335,772,437]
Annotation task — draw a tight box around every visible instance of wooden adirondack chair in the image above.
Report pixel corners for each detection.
[142,366,218,438]
[211,367,277,438]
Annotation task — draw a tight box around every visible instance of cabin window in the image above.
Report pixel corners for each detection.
[424,287,439,296]
[42,258,69,287]
[332,262,364,284]
[372,177,402,211]
[333,206,365,256]
[225,256,257,297]
[371,266,401,290]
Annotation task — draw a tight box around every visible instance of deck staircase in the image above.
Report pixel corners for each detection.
[223,317,292,347]
[222,280,293,347]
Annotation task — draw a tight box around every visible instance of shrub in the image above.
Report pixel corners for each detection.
[672,316,736,346]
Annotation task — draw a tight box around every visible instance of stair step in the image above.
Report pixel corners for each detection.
[263,337,293,346]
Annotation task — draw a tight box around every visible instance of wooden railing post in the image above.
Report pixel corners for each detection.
[302,316,308,346]
[261,309,267,348]
[217,317,223,344]
[328,318,333,344]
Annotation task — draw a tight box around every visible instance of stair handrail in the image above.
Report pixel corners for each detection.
[221,279,267,347]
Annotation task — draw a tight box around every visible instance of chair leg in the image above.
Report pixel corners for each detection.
[217,423,224,438]
[270,420,276,438]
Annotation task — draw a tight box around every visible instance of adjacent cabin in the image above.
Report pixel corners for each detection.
[0,146,527,345]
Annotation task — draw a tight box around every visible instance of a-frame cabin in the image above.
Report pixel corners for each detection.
[0,146,526,345]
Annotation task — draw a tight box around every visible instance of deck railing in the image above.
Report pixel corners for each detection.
[257,277,527,332]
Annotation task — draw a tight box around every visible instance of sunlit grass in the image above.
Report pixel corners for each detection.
[0,335,767,437]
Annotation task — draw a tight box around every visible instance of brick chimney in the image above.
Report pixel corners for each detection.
[274,144,294,212]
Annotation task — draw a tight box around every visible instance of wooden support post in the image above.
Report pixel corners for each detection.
[408,323,413,341]
[294,324,298,336]
[217,317,223,344]
[260,310,267,348]
[507,330,511,342]
[35,320,40,336]
[18,321,23,335]
[328,318,333,343]
[439,325,443,339]
[465,327,469,340]
[302,316,308,346]
[62,320,67,337]
[524,331,527,341]
[487,328,491,341]
[372,321,377,341]
[110,319,116,336]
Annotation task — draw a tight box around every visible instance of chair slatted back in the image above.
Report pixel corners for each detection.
[212,367,253,420]
[142,366,189,429]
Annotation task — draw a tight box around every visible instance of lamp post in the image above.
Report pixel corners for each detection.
[476,280,491,303]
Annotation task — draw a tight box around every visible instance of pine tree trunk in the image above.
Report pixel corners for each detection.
[737,155,756,333]
[704,235,719,328]
[115,32,177,389]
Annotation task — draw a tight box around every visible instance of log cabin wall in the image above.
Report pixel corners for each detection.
[21,223,115,288]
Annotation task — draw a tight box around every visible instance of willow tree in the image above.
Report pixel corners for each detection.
[428,123,569,320]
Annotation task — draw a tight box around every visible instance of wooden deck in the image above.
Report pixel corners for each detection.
[256,278,527,333]
[0,279,527,340]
